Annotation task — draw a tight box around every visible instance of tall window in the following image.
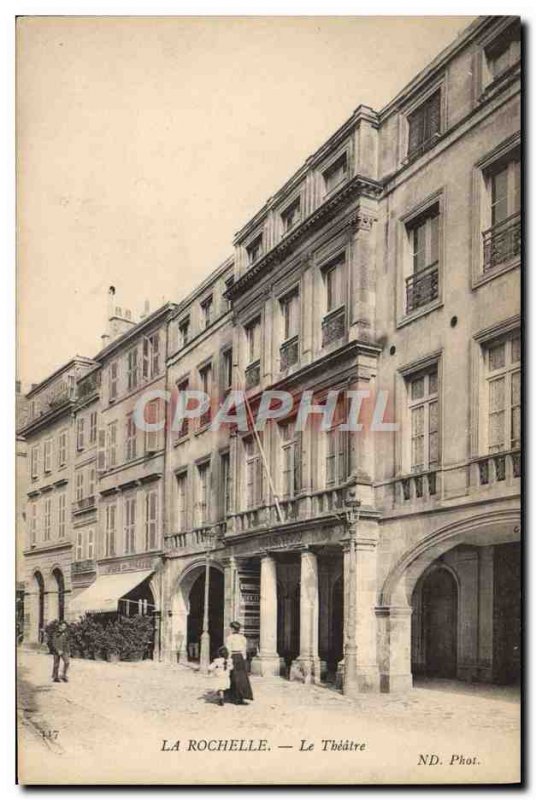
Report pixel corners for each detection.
[280,420,301,498]
[221,452,231,517]
[145,491,158,550]
[30,445,39,479]
[76,531,84,561]
[58,430,67,467]
[281,290,300,342]
[145,399,162,452]
[58,493,66,538]
[43,439,52,473]
[486,334,521,453]
[125,413,137,461]
[281,197,301,233]
[76,471,84,502]
[246,234,263,265]
[244,437,263,509]
[222,349,233,394]
[87,528,95,560]
[30,502,37,545]
[323,153,348,193]
[483,22,520,85]
[107,421,118,468]
[201,296,213,329]
[88,467,96,498]
[245,318,261,364]
[490,157,520,228]
[142,332,161,380]
[405,206,440,313]
[109,361,118,401]
[124,495,136,554]
[199,364,212,426]
[76,417,85,451]
[407,90,441,160]
[177,472,188,531]
[196,462,210,526]
[89,411,98,445]
[176,378,190,438]
[408,367,439,472]
[43,497,52,542]
[324,259,344,313]
[178,317,190,348]
[127,348,139,391]
[105,504,116,557]
[325,408,349,487]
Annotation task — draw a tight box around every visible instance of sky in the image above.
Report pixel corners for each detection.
[17,15,474,389]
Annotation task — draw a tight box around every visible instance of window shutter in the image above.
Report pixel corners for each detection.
[142,337,150,381]
[97,428,107,472]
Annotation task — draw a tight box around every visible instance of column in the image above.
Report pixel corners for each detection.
[376,605,413,692]
[223,556,239,632]
[342,535,380,694]
[477,546,494,682]
[250,554,280,676]
[291,548,321,683]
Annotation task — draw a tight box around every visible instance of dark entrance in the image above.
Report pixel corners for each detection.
[328,576,344,673]
[277,582,300,671]
[421,567,458,678]
[52,568,65,621]
[493,542,520,684]
[187,568,224,661]
[34,571,45,642]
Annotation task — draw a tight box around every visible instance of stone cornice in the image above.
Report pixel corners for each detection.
[226,175,382,302]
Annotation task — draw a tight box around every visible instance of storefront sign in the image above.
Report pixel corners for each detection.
[99,557,159,575]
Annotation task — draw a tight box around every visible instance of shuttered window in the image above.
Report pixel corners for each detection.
[407,90,441,159]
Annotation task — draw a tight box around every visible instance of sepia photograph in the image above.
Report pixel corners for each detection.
[14,12,522,786]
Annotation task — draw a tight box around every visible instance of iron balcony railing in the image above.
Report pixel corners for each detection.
[482,212,521,273]
[280,335,299,371]
[321,306,346,347]
[405,261,439,314]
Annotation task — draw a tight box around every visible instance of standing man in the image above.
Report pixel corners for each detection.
[51,620,70,683]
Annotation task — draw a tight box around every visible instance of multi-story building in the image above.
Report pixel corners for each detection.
[18,15,521,690]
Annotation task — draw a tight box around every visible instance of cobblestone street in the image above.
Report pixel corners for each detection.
[17,649,520,785]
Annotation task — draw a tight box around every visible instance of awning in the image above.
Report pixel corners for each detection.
[70,570,153,615]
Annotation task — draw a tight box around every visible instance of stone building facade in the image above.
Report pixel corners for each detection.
[19,16,521,690]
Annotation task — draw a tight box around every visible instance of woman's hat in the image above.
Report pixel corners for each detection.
[230,620,241,631]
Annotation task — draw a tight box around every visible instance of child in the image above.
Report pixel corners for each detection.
[208,646,231,706]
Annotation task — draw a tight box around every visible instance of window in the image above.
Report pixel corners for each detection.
[408,367,439,472]
[127,348,139,391]
[176,378,190,438]
[222,349,233,394]
[43,497,52,542]
[107,421,118,468]
[325,406,349,487]
[76,470,84,502]
[30,445,39,479]
[76,530,84,561]
[245,318,261,364]
[407,90,441,160]
[58,430,67,467]
[196,462,210,526]
[177,472,188,531]
[88,468,96,498]
[76,417,85,451]
[405,205,440,313]
[281,197,301,233]
[87,528,95,560]
[323,153,348,194]
[244,437,263,510]
[89,411,97,445]
[125,413,137,461]
[281,290,300,342]
[324,258,344,313]
[322,256,346,347]
[483,22,521,86]
[105,504,116,557]
[246,234,263,266]
[485,334,520,453]
[482,155,521,273]
[145,399,162,453]
[58,493,66,538]
[43,439,52,473]
[142,332,161,380]
[178,317,190,348]
[279,420,301,498]
[109,361,119,402]
[29,502,37,545]
[145,490,158,550]
[221,452,231,517]
[125,495,136,554]
[201,296,213,329]
[199,364,212,427]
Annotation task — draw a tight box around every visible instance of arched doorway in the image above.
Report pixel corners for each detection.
[52,568,65,621]
[413,567,458,678]
[186,567,224,662]
[34,572,45,642]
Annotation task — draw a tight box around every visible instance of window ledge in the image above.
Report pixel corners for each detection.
[396,298,443,330]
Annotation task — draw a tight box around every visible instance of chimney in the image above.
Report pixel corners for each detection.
[101,285,116,347]
[140,299,150,320]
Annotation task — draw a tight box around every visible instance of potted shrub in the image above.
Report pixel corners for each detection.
[104,621,122,663]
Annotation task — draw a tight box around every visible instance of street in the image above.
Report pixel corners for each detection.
[18,649,520,785]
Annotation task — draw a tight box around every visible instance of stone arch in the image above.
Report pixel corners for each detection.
[411,563,460,679]
[379,509,520,608]
[50,566,66,622]
[31,570,45,642]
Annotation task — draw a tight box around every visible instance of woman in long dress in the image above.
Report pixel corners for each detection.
[225,621,253,704]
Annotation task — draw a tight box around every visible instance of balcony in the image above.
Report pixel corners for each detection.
[226,486,348,534]
[396,470,439,504]
[72,495,96,513]
[474,449,521,487]
[280,336,299,371]
[405,262,439,314]
[164,524,224,554]
[321,306,346,347]
[482,213,521,273]
[245,359,261,390]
